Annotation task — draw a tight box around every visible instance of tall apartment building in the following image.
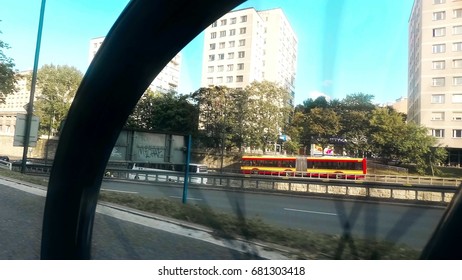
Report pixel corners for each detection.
[88,37,182,93]
[408,0,462,166]
[201,7,298,106]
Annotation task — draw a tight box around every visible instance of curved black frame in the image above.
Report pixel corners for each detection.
[41,0,245,259]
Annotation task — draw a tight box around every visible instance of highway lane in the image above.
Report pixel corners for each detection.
[0,179,270,259]
[101,179,447,250]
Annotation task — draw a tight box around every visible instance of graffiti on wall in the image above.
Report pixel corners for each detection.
[137,145,165,160]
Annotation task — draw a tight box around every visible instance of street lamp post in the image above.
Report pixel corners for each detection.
[21,0,46,173]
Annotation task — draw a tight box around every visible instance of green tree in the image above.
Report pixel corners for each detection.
[227,88,251,152]
[284,111,305,155]
[341,92,375,112]
[245,81,292,153]
[191,86,231,149]
[369,107,447,174]
[338,93,377,157]
[369,107,409,162]
[425,145,448,176]
[341,110,372,157]
[32,64,83,136]
[126,89,198,135]
[304,108,341,155]
[0,29,17,104]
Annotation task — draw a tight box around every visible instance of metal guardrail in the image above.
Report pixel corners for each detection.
[0,160,12,171]
[5,164,459,204]
[210,168,461,187]
[105,168,460,204]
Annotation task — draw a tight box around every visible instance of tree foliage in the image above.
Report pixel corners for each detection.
[369,107,447,174]
[32,64,83,136]
[0,29,17,104]
[304,108,341,155]
[245,81,292,152]
[191,81,291,152]
[126,89,198,135]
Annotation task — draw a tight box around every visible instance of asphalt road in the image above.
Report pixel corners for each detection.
[101,179,447,250]
[0,178,280,260]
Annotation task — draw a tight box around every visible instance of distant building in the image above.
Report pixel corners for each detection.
[408,0,462,166]
[200,7,298,106]
[392,97,408,115]
[0,70,32,136]
[88,37,181,93]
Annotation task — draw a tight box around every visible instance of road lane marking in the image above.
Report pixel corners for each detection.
[101,188,138,194]
[169,195,203,201]
[284,208,337,216]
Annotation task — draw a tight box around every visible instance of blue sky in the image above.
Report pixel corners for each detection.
[0,0,414,105]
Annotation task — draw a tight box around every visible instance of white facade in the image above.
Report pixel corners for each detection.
[408,0,462,164]
[88,37,182,93]
[0,70,32,136]
[201,7,298,104]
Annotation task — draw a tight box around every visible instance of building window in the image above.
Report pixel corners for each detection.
[220,30,226,37]
[211,32,217,39]
[240,27,246,34]
[239,39,246,46]
[433,11,446,21]
[228,52,234,59]
[240,15,247,23]
[433,0,445,3]
[432,60,446,69]
[227,64,234,71]
[207,66,214,73]
[229,29,236,36]
[207,77,213,85]
[237,63,244,70]
[238,51,245,58]
[218,53,224,60]
[217,65,224,72]
[220,19,227,26]
[454,9,462,18]
[453,112,462,121]
[208,55,215,61]
[209,43,216,50]
[230,17,236,24]
[228,41,235,48]
[454,59,462,68]
[211,21,217,27]
[216,76,223,84]
[226,76,233,83]
[432,94,445,103]
[432,77,445,86]
[453,129,462,138]
[432,129,445,138]
[453,42,462,52]
[431,112,445,120]
[219,42,225,49]
[452,94,462,103]
[433,27,446,37]
[433,44,446,53]
[454,77,462,85]
[236,75,244,82]
[454,26,462,35]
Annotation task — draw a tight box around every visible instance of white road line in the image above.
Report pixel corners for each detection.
[101,188,138,194]
[169,195,203,201]
[284,207,337,216]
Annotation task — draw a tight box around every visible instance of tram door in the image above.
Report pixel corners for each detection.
[296,156,307,173]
